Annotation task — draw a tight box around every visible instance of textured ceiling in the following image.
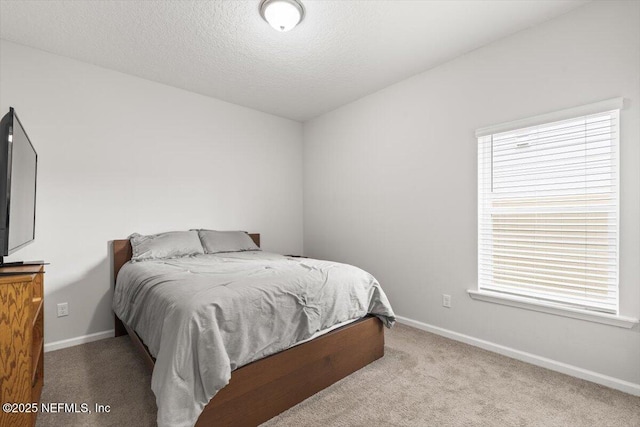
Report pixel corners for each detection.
[0,0,588,121]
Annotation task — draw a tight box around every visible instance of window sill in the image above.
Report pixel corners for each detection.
[467,290,639,329]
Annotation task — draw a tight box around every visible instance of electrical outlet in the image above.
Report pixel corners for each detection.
[57,302,69,317]
[442,294,452,308]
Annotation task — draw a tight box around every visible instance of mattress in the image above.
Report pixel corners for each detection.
[113,251,395,427]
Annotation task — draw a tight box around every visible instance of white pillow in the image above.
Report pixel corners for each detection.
[195,230,260,254]
[129,231,204,262]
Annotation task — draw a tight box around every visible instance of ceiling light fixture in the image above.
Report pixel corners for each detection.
[259,0,305,32]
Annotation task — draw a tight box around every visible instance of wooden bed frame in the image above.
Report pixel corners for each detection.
[112,234,384,427]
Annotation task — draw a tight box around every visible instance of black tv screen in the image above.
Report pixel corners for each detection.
[0,108,37,258]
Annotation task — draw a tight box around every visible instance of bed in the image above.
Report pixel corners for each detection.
[112,233,395,427]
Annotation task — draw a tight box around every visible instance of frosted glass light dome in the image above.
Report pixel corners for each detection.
[260,0,305,32]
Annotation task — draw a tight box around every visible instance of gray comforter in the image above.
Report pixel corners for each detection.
[112,251,395,427]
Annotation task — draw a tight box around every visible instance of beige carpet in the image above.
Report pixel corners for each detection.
[37,324,640,427]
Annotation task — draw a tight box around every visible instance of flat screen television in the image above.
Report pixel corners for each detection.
[0,107,38,265]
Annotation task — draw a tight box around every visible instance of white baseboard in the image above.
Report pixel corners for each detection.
[44,329,114,353]
[395,315,640,397]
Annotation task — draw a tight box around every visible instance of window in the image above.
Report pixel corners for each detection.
[477,101,620,315]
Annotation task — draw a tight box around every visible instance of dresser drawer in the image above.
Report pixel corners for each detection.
[0,265,45,427]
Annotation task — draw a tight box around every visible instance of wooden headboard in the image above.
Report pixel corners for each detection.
[112,233,260,337]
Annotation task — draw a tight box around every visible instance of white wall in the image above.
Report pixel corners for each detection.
[0,40,303,345]
[303,1,640,387]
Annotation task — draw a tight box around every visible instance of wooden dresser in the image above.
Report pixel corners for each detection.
[0,265,44,427]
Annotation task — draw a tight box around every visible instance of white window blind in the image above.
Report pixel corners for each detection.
[478,108,619,314]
